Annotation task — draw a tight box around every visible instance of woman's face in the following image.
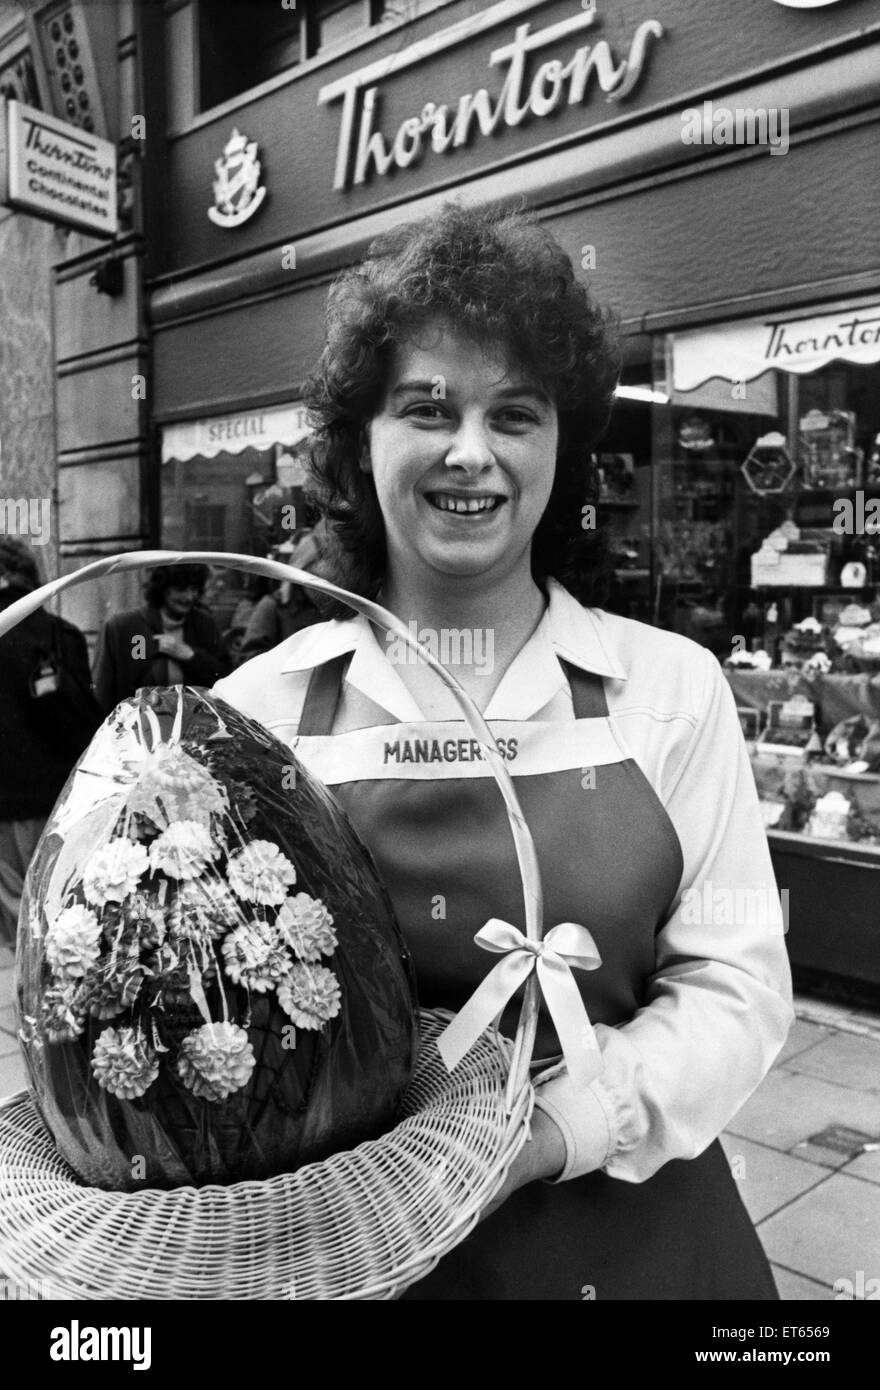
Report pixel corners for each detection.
[364,321,558,594]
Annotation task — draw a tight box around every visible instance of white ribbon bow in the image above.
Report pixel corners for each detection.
[437,918,603,1092]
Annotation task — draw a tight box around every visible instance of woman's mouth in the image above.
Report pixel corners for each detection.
[424,492,505,516]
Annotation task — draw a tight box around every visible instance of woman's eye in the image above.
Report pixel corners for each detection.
[405,403,447,421]
[497,408,537,427]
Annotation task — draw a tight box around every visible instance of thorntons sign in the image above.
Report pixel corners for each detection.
[319,1,664,190]
[1,100,117,237]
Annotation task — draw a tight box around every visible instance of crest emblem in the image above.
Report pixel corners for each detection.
[208,128,267,228]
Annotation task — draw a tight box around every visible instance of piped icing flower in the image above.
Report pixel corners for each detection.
[221,920,291,992]
[91,1024,159,1099]
[173,878,241,940]
[127,742,229,829]
[176,1022,256,1101]
[277,893,337,962]
[277,963,342,1030]
[82,839,149,907]
[41,981,86,1042]
[148,821,220,881]
[45,904,102,980]
[227,840,297,906]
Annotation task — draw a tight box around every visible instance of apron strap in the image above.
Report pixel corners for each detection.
[560,661,609,718]
[297,653,352,735]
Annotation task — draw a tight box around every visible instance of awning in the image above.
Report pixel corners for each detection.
[672,298,880,393]
[161,403,312,463]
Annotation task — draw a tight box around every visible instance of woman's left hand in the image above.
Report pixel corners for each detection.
[479,1106,566,1222]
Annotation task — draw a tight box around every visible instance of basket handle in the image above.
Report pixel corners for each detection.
[0,549,544,1104]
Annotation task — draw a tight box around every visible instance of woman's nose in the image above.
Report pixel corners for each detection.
[444,419,494,473]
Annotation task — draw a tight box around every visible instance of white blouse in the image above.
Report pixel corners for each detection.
[214,579,794,1184]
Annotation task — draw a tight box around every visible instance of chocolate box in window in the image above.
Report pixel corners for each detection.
[756,696,819,758]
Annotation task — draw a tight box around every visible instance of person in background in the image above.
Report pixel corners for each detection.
[92,562,231,715]
[237,531,323,663]
[0,538,101,946]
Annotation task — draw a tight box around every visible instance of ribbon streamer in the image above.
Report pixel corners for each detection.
[437,919,604,1093]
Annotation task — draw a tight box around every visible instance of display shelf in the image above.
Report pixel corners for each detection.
[766,828,880,988]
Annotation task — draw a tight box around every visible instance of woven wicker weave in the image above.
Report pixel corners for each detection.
[0,1011,532,1300]
[0,552,548,1300]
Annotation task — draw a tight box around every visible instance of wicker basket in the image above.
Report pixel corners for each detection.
[0,551,562,1301]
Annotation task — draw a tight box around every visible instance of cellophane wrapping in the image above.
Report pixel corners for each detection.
[17,686,419,1190]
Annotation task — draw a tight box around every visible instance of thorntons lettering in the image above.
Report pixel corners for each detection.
[766,314,880,361]
[319,6,664,190]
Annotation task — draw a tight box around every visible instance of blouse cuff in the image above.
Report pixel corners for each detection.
[532,1065,617,1182]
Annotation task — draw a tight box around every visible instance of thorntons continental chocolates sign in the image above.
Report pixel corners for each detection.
[319,0,664,191]
[1,100,117,237]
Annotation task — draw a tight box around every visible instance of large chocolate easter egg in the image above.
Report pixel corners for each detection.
[18,687,418,1190]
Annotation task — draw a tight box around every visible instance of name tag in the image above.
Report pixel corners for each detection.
[288,718,627,785]
[31,663,61,698]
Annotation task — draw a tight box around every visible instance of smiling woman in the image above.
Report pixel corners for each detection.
[305,202,620,616]
[214,201,794,1300]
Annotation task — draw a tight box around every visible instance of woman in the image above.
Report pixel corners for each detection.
[215,203,793,1300]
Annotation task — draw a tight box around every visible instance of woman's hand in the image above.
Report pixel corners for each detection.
[156,634,195,662]
[479,1105,566,1222]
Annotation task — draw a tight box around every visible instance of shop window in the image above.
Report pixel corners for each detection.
[312,0,373,54]
[161,404,315,648]
[197,0,397,112]
[650,303,880,662]
[184,502,228,550]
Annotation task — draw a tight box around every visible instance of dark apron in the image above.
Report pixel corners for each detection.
[295,655,778,1301]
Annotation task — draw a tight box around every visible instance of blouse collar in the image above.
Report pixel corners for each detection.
[278,579,627,722]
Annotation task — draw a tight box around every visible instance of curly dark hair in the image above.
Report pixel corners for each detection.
[304,201,621,613]
[0,537,42,593]
[143,564,210,608]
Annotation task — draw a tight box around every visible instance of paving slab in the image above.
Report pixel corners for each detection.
[0,1051,26,1097]
[842,1149,880,1186]
[0,1030,19,1059]
[758,1173,880,1290]
[781,1031,880,1094]
[727,1070,880,1152]
[776,1019,833,1066]
[771,1265,836,1301]
[0,970,14,1015]
[720,1134,828,1223]
[0,1003,16,1036]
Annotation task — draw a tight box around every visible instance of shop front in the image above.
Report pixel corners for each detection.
[160,401,314,640]
[138,0,880,986]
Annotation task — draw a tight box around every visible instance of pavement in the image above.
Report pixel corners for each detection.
[1,942,879,1300]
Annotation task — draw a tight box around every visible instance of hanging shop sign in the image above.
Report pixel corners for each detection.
[318,0,665,191]
[673,299,880,392]
[208,128,267,228]
[0,99,117,237]
[161,403,311,463]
